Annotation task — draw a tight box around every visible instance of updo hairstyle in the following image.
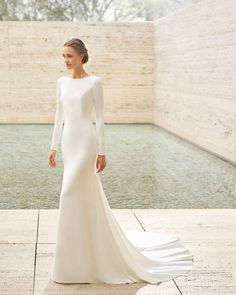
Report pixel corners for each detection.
[64,38,89,64]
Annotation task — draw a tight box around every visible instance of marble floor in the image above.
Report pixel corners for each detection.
[0,209,235,295]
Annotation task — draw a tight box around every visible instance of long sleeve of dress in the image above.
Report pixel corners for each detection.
[50,78,65,151]
[92,78,105,155]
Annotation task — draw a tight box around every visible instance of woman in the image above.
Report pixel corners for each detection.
[48,38,194,285]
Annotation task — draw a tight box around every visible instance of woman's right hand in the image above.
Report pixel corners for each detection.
[48,149,57,167]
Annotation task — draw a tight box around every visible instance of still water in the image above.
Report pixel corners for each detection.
[0,124,235,209]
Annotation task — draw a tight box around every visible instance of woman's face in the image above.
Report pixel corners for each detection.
[62,46,83,69]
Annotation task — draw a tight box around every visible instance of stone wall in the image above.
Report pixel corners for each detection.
[0,21,154,124]
[153,0,236,164]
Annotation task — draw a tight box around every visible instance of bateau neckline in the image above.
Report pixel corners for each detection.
[67,75,94,80]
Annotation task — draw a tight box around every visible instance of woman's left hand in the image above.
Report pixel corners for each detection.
[96,154,106,173]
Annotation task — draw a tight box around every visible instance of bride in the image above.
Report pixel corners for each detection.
[48,38,194,285]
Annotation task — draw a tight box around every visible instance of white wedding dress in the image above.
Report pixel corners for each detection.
[50,75,194,285]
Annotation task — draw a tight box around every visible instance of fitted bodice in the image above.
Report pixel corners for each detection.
[60,77,94,123]
[50,75,105,155]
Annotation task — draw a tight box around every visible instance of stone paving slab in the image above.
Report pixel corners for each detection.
[38,210,57,244]
[175,244,236,295]
[133,209,236,244]
[0,209,38,243]
[0,243,35,295]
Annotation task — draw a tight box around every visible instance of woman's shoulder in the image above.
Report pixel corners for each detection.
[57,76,70,82]
[56,76,66,86]
[92,75,101,79]
[92,75,103,84]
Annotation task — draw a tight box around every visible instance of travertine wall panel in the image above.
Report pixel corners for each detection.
[153,0,236,163]
[0,21,154,124]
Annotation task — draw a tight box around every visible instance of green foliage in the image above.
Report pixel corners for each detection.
[0,0,193,21]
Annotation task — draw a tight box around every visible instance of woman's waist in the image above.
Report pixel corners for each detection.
[64,118,94,132]
[65,116,92,126]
